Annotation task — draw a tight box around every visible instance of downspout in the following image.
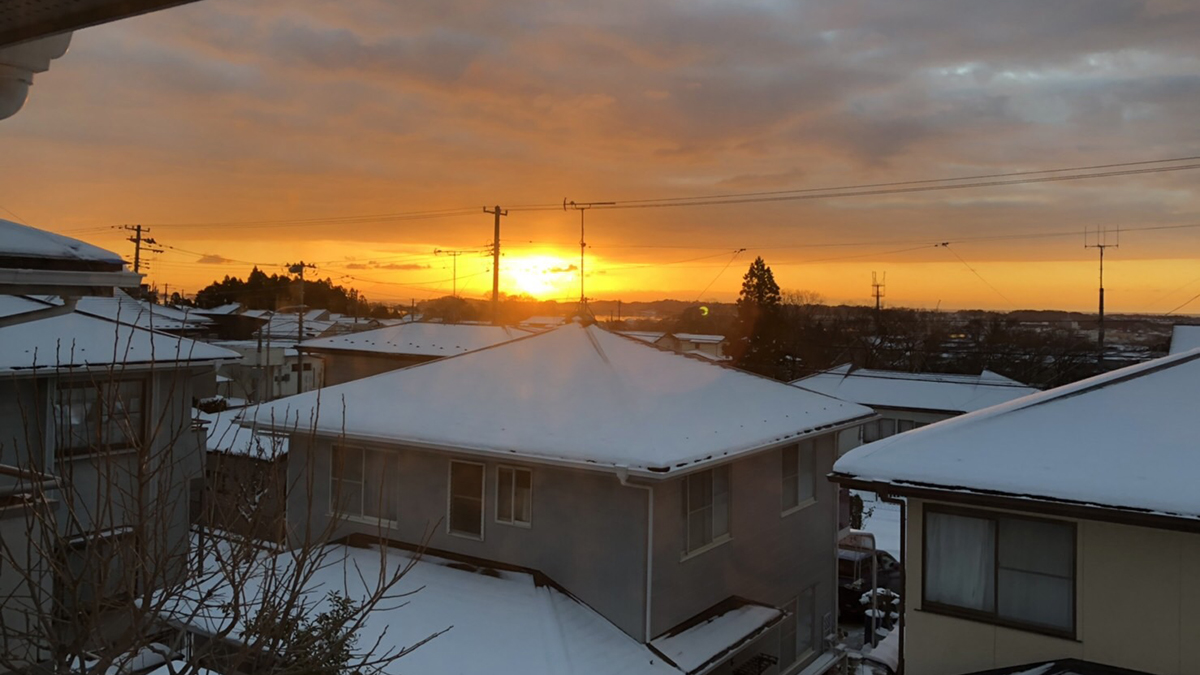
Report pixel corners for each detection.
[879,493,906,675]
[617,466,654,643]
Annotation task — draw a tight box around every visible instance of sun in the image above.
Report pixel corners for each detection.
[502,254,579,300]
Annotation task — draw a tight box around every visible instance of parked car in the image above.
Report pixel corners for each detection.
[837,546,901,619]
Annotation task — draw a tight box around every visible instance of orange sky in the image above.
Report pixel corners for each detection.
[3,0,1200,312]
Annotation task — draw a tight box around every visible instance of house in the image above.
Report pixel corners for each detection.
[244,321,875,674]
[196,410,288,543]
[793,365,1038,443]
[67,288,213,337]
[519,314,566,330]
[296,322,530,386]
[831,350,1200,675]
[657,332,730,361]
[209,340,323,402]
[0,223,239,665]
[0,463,58,671]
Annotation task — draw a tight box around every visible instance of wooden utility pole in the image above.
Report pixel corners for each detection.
[123,224,162,275]
[287,261,317,394]
[434,249,466,297]
[564,199,615,306]
[484,205,508,324]
[1085,227,1119,367]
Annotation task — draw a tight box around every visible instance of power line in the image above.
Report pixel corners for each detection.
[939,243,1014,307]
[694,249,746,302]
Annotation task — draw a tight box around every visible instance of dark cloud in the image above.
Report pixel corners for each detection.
[197,254,231,264]
[546,265,578,274]
[377,263,431,270]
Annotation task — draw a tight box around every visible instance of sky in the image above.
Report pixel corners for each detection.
[2,0,1200,311]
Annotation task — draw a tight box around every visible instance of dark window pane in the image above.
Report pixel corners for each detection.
[497,468,513,523]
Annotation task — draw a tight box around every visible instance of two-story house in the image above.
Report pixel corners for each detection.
[831,349,1200,675]
[244,321,874,675]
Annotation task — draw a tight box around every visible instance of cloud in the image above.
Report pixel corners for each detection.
[546,264,578,274]
[197,254,231,264]
[377,263,431,270]
[344,263,369,269]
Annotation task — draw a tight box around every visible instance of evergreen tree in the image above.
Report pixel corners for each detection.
[732,257,785,377]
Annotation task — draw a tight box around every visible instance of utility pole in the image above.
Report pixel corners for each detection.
[1085,227,1119,367]
[123,224,162,275]
[564,199,615,307]
[483,205,508,324]
[871,271,886,311]
[287,261,317,394]
[434,249,467,297]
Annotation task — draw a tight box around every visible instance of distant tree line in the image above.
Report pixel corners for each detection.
[194,268,397,317]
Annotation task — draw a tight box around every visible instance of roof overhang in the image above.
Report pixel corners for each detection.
[830,473,1200,535]
[0,0,202,47]
[0,267,142,296]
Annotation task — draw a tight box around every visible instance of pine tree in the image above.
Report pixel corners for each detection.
[733,257,785,377]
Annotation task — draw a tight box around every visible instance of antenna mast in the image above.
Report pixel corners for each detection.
[564,199,615,307]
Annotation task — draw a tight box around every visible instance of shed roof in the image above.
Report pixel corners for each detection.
[247,323,872,476]
[793,364,1038,414]
[833,349,1200,521]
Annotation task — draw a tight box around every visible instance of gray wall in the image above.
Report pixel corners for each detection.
[288,437,650,638]
[650,433,840,666]
[309,351,432,387]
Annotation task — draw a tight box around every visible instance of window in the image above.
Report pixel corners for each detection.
[55,379,146,456]
[782,440,816,512]
[796,586,815,659]
[449,461,485,538]
[897,419,917,433]
[924,507,1075,635]
[683,465,730,554]
[496,466,532,526]
[331,446,397,522]
[862,418,900,443]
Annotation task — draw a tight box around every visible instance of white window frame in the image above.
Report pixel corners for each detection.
[781,440,817,515]
[329,445,397,525]
[681,465,731,558]
[447,460,486,540]
[796,586,816,662]
[495,465,533,528]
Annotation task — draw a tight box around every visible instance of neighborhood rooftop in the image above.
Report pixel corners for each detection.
[247,322,873,475]
[0,219,125,267]
[164,542,678,675]
[833,348,1200,521]
[39,289,212,332]
[0,295,238,372]
[298,322,531,357]
[792,364,1039,414]
[1168,324,1200,355]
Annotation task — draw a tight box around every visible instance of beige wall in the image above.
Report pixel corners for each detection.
[906,499,1200,675]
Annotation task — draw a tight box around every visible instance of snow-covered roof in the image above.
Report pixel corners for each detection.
[793,364,1038,414]
[650,602,781,674]
[670,333,725,344]
[1168,324,1200,355]
[197,410,287,459]
[246,323,872,476]
[298,322,531,357]
[256,316,334,340]
[40,289,212,332]
[0,295,239,373]
[193,303,243,316]
[619,331,665,344]
[165,543,677,675]
[520,315,566,328]
[834,349,1200,521]
[0,219,124,266]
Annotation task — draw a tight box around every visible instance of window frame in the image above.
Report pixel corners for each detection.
[54,377,149,458]
[329,445,397,524]
[921,503,1077,639]
[781,440,817,516]
[447,460,486,540]
[494,465,533,528]
[681,464,732,558]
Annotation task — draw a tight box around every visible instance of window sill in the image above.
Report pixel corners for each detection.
[680,535,732,562]
[326,512,399,529]
[781,498,817,517]
[917,604,1077,642]
[448,529,484,542]
[57,447,140,462]
[495,519,532,529]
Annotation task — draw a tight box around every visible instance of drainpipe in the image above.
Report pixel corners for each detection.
[617,466,654,643]
[878,493,906,675]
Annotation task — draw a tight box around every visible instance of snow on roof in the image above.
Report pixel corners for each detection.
[1169,324,1200,354]
[670,333,725,344]
[298,322,531,357]
[520,315,566,327]
[40,289,212,331]
[166,543,677,675]
[0,219,124,265]
[834,349,1200,520]
[193,303,243,316]
[0,296,238,373]
[792,364,1038,414]
[619,331,666,344]
[256,316,333,340]
[247,323,872,476]
[197,410,287,459]
[650,602,781,674]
